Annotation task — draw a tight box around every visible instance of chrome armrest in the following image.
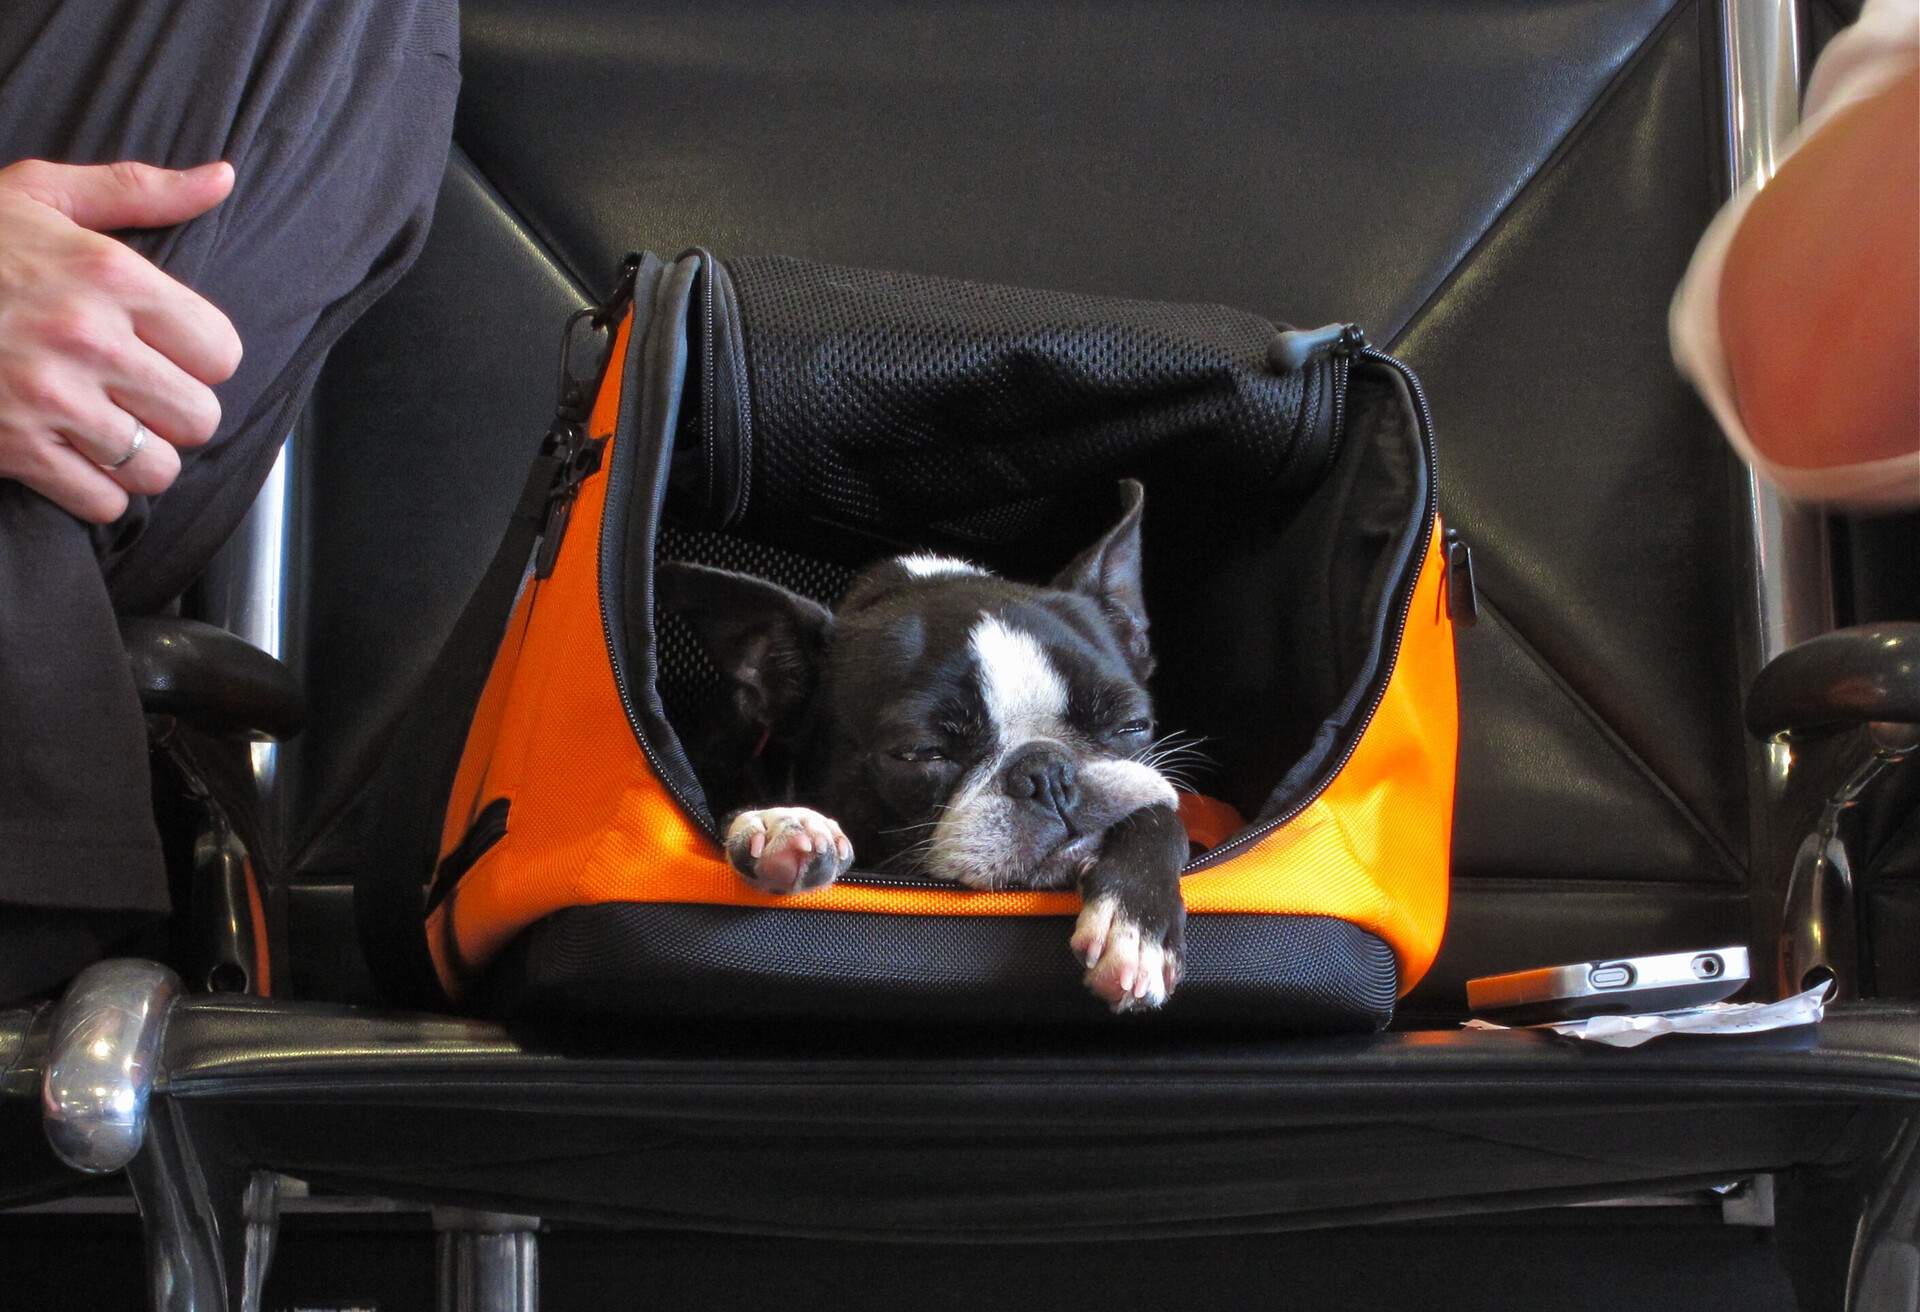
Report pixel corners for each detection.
[40,959,182,1174]
[1746,626,1920,999]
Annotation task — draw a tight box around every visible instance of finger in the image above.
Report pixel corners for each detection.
[10,160,233,233]
[51,402,180,499]
[118,260,243,385]
[16,435,130,524]
[102,335,223,446]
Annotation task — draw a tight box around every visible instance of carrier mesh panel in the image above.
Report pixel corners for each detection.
[488,905,1399,1030]
[719,256,1337,567]
[653,526,859,737]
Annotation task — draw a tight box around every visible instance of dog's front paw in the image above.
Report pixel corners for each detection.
[725,808,853,894]
[1071,896,1185,1012]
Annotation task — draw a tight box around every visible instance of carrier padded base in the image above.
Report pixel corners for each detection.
[481,906,1398,1030]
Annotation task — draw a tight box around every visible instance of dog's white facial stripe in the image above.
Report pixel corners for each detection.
[969,615,1068,749]
[923,614,1173,891]
[898,554,986,579]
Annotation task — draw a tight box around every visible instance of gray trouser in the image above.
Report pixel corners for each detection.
[0,0,459,1000]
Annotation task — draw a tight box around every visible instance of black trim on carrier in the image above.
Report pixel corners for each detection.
[486,904,1399,1030]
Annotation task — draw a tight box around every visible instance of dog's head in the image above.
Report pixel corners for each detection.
[660,480,1176,889]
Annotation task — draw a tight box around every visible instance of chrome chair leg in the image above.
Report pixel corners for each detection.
[434,1207,540,1312]
[123,1101,281,1312]
[1779,725,1918,999]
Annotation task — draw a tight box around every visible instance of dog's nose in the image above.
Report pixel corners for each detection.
[1001,743,1080,816]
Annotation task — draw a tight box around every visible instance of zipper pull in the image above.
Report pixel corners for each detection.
[595,252,644,329]
[554,254,645,420]
[1444,526,1479,626]
[1268,322,1366,372]
[533,424,607,579]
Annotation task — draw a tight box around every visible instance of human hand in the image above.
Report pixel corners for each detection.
[0,159,242,523]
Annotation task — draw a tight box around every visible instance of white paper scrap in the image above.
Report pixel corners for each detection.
[1462,981,1832,1048]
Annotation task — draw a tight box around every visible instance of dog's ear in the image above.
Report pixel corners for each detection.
[1051,479,1152,679]
[656,562,833,732]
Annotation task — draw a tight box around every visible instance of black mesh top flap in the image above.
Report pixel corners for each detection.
[669,254,1347,568]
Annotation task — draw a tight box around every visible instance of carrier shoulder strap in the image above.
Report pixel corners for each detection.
[354,255,656,1008]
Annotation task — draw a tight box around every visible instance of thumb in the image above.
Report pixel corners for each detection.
[25,160,234,232]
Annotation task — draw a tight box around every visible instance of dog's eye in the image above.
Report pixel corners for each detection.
[1117,720,1151,737]
[891,747,948,764]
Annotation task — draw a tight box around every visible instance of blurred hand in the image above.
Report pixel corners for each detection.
[0,159,242,523]
[1719,66,1919,495]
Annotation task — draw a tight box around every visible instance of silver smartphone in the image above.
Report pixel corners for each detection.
[1466,946,1750,1024]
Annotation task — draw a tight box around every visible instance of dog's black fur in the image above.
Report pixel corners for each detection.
[657,481,1188,1009]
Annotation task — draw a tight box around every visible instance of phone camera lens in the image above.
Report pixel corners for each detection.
[1692,954,1723,979]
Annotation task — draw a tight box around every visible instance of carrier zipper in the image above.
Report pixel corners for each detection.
[601,258,944,876]
[711,259,753,528]
[535,258,642,577]
[689,254,754,529]
[1269,322,1367,487]
[599,263,726,843]
[1323,324,1366,474]
[841,873,952,889]
[1181,345,1440,874]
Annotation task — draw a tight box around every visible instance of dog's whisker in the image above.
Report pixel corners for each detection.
[877,817,944,837]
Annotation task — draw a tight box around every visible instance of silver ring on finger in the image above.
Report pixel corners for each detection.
[103,419,150,472]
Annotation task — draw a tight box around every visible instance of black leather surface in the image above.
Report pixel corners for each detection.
[119,617,306,740]
[153,996,1919,1232]
[290,150,589,882]
[1871,882,1920,996]
[293,0,1758,1001]
[162,996,1920,1102]
[1393,5,1747,887]
[457,0,1675,336]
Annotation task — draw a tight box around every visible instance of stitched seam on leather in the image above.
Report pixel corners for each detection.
[1384,0,1695,349]
[1473,593,1747,884]
[1409,1122,1704,1170]
[447,142,595,304]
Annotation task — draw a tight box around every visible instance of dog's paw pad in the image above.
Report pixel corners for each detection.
[1071,897,1182,1013]
[725,808,853,894]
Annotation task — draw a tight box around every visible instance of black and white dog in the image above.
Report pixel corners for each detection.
[656,480,1188,1010]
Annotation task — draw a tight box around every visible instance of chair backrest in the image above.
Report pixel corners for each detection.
[275,0,1803,1011]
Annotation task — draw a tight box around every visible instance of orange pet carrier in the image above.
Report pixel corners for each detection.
[364,250,1461,1028]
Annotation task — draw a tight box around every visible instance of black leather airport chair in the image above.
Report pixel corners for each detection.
[17,3,1917,1310]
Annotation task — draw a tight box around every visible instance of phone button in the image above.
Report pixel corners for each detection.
[1589,964,1634,989]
